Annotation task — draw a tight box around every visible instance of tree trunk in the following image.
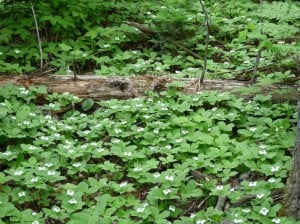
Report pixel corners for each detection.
[286,99,300,219]
[0,75,298,102]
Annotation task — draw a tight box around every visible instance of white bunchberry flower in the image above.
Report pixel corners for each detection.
[153,173,160,178]
[165,175,174,182]
[14,170,23,176]
[47,171,56,176]
[249,127,257,132]
[242,208,251,213]
[14,49,20,54]
[163,189,171,195]
[259,207,269,216]
[30,177,38,182]
[52,206,61,212]
[115,129,122,134]
[233,218,243,223]
[257,193,265,199]
[67,190,75,196]
[137,127,144,132]
[32,220,39,224]
[133,167,142,172]
[196,220,206,224]
[38,166,47,171]
[277,41,285,44]
[45,163,53,167]
[165,145,172,150]
[249,181,257,187]
[271,166,280,172]
[120,181,127,187]
[190,213,196,218]
[124,152,132,157]
[169,205,176,212]
[136,207,145,213]
[268,178,276,183]
[68,199,77,204]
[259,149,267,155]
[73,163,81,168]
[272,218,281,223]
[216,185,224,190]
[18,191,26,197]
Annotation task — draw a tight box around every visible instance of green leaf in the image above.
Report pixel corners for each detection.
[82,99,94,111]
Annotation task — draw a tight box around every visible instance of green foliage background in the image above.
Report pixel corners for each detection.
[0,0,299,80]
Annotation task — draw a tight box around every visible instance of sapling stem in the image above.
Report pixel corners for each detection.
[31,2,43,70]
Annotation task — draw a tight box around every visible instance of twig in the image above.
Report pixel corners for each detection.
[198,0,210,85]
[215,196,226,211]
[31,2,43,70]
[251,0,264,84]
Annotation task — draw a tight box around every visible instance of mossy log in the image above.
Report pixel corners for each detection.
[0,75,298,102]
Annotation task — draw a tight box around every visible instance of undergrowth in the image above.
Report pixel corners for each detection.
[0,85,298,223]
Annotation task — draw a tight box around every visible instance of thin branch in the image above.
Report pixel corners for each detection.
[31,2,43,69]
[198,0,210,85]
[251,0,264,84]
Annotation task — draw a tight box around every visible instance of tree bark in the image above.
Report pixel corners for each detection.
[286,100,300,219]
[0,75,298,102]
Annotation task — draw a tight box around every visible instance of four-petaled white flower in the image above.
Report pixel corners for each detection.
[67,190,75,196]
[271,166,280,172]
[124,152,132,157]
[68,199,77,204]
[259,207,269,216]
[120,181,127,187]
[268,178,276,183]
[18,191,26,197]
[196,220,206,224]
[163,189,171,195]
[133,167,142,172]
[259,150,267,155]
[136,207,145,213]
[115,129,122,134]
[137,127,144,132]
[165,145,172,150]
[45,163,53,168]
[249,127,257,132]
[256,193,265,199]
[272,218,281,224]
[190,213,196,218]
[169,205,175,212]
[216,185,224,190]
[242,208,250,213]
[30,177,38,183]
[249,181,257,187]
[233,219,243,223]
[32,220,39,224]
[165,175,174,182]
[52,206,61,212]
[47,171,56,176]
[153,173,160,178]
[14,170,23,176]
[73,163,81,168]
[14,49,20,54]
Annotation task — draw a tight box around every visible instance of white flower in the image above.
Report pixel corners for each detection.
[271,166,280,172]
[32,212,37,216]
[259,150,267,155]
[73,163,81,168]
[153,173,160,178]
[136,207,145,213]
[115,129,122,134]
[216,185,224,190]
[257,193,265,199]
[233,219,243,223]
[133,167,142,172]
[32,221,39,224]
[169,205,175,212]
[242,208,250,213]
[230,50,236,53]
[68,199,77,204]
[40,136,49,141]
[14,170,23,176]
[45,163,53,168]
[38,166,47,171]
[249,181,257,187]
[175,138,183,143]
[14,49,20,54]
[196,220,206,224]
[153,129,159,134]
[52,206,61,212]
[190,213,196,218]
[112,139,120,143]
[3,151,12,156]
[259,207,269,216]
[103,44,110,48]
[224,62,229,65]
[97,148,104,152]
[18,191,26,197]
[137,127,144,132]
[277,41,285,44]
[163,189,171,195]
[30,177,38,183]
[124,152,132,157]
[193,157,199,161]
[272,218,281,223]
[249,127,257,132]
[23,121,30,125]
[47,171,56,176]
[165,145,172,150]
[165,175,174,182]
[268,178,276,183]
[120,181,127,187]
[67,190,75,196]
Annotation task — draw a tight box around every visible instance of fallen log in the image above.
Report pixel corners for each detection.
[0,75,298,102]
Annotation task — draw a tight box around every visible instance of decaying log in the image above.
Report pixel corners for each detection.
[0,75,298,102]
